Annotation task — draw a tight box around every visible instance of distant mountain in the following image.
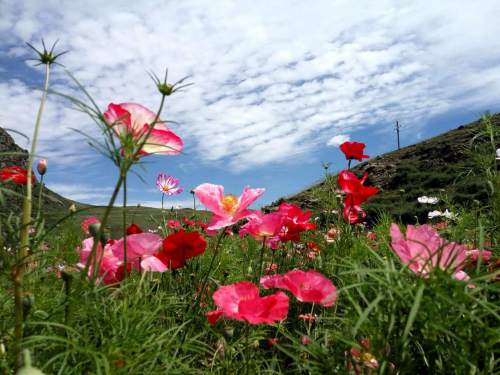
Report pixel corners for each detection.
[270,114,499,224]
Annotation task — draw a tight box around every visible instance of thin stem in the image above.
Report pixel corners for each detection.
[190,230,225,313]
[83,172,125,283]
[37,175,44,214]
[15,62,50,371]
[122,172,128,280]
[256,238,267,282]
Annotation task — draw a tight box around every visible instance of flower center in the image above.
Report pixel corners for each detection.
[221,194,239,214]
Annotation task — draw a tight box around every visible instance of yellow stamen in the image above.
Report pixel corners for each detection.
[221,194,239,214]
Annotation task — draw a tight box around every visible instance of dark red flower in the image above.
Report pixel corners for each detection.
[0,166,36,185]
[157,230,207,269]
[339,141,369,161]
[126,223,143,235]
[183,217,196,226]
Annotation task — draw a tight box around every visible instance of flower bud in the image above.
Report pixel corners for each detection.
[68,204,77,213]
[37,159,47,176]
[88,223,101,238]
[17,349,46,375]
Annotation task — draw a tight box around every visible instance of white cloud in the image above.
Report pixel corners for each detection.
[1,0,500,171]
[45,182,114,202]
[327,134,350,147]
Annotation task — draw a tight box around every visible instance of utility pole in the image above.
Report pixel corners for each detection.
[395,120,401,150]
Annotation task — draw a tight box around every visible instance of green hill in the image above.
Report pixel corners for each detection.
[271,114,499,224]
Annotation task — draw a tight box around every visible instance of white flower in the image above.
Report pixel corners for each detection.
[442,209,457,219]
[496,148,500,160]
[428,210,443,219]
[418,196,439,204]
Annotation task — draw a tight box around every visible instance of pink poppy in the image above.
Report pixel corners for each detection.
[207,281,289,325]
[103,103,183,156]
[81,216,100,235]
[193,183,265,230]
[260,269,337,307]
[239,211,284,248]
[390,223,470,281]
[109,233,163,271]
[76,237,121,284]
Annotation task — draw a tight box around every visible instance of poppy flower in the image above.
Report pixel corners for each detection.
[260,269,337,307]
[103,102,183,156]
[390,223,470,281]
[156,173,183,195]
[276,203,316,242]
[239,211,284,248]
[126,223,143,235]
[80,216,100,235]
[339,141,369,161]
[207,281,289,325]
[76,237,122,284]
[155,230,207,269]
[0,166,36,185]
[193,183,265,230]
[343,205,366,224]
[349,338,379,372]
[167,219,181,229]
[338,171,379,207]
[109,232,163,270]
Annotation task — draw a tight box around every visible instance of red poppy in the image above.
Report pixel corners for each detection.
[126,223,143,235]
[338,171,378,224]
[339,141,369,161]
[0,166,36,185]
[156,230,207,269]
[276,203,316,242]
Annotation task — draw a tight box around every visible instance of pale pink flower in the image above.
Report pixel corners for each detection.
[260,269,337,307]
[37,159,47,176]
[390,223,470,281]
[193,183,265,230]
[109,233,163,271]
[156,173,183,195]
[103,103,183,156]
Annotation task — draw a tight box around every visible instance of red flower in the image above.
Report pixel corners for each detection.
[338,171,378,224]
[156,230,207,269]
[126,223,143,235]
[277,203,316,242]
[0,166,36,185]
[339,141,369,161]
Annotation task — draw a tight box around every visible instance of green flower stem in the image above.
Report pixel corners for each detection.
[122,173,128,280]
[37,175,44,214]
[256,238,267,283]
[14,62,50,371]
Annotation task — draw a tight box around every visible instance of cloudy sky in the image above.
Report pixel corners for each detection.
[1,0,499,208]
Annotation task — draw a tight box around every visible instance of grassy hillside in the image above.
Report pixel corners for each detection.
[272,114,500,224]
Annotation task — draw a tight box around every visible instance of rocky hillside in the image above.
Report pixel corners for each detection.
[271,114,499,224]
[0,127,73,216]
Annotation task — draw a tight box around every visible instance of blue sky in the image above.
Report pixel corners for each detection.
[1,0,500,209]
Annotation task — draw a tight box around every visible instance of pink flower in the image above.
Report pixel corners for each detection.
[193,183,265,230]
[260,269,337,307]
[207,281,289,325]
[76,237,122,284]
[239,211,284,248]
[301,335,312,345]
[390,223,470,281]
[103,103,183,156]
[156,173,183,195]
[466,249,492,264]
[109,233,163,271]
[167,219,181,229]
[81,217,100,235]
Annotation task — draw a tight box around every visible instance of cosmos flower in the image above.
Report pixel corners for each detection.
[156,173,183,195]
